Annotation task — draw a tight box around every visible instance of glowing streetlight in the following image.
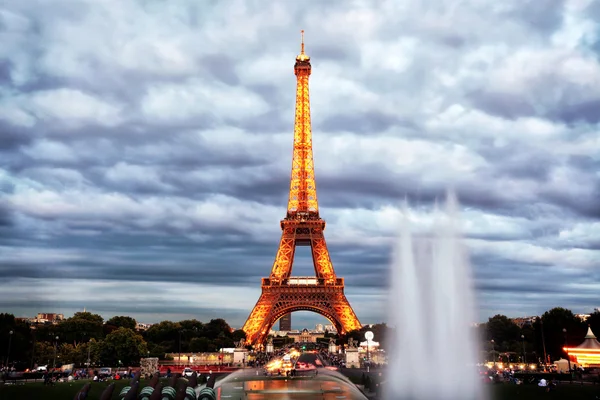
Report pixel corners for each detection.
[521,335,526,363]
[6,330,13,366]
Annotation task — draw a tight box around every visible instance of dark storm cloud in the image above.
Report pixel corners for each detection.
[504,0,566,34]
[466,90,537,120]
[0,121,34,151]
[0,203,13,228]
[0,60,11,85]
[0,0,599,327]
[202,54,240,86]
[317,170,516,214]
[553,99,600,124]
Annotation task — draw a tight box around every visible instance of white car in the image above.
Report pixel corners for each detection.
[182,368,196,377]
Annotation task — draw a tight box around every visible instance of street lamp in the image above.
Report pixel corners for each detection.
[53,336,59,374]
[521,335,526,363]
[365,331,374,371]
[563,328,572,382]
[491,340,495,366]
[540,318,548,371]
[6,330,13,366]
[178,330,182,366]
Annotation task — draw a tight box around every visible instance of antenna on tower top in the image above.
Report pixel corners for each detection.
[301,30,305,54]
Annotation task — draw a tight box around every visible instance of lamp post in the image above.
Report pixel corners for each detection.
[52,336,58,370]
[178,330,182,367]
[521,334,526,364]
[365,331,374,372]
[540,318,548,371]
[6,330,13,366]
[87,344,91,368]
[491,340,496,367]
[30,330,37,370]
[563,328,572,382]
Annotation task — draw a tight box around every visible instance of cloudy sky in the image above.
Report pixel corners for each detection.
[1,0,599,330]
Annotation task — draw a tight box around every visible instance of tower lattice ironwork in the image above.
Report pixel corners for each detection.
[242,31,361,346]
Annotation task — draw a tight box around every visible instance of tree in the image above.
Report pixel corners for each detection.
[232,329,246,342]
[72,312,104,325]
[33,342,56,367]
[204,319,232,340]
[98,328,148,367]
[189,337,210,352]
[57,343,78,365]
[536,307,586,361]
[145,321,180,344]
[74,339,101,366]
[586,312,600,337]
[106,316,137,330]
[179,319,204,335]
[60,312,104,345]
[485,315,521,351]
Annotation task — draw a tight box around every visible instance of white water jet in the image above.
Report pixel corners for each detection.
[385,191,487,400]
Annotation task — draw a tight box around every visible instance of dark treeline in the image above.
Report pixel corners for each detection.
[0,312,245,369]
[1,307,597,368]
[343,307,599,364]
[476,307,595,364]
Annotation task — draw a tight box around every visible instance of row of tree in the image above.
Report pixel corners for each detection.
[344,308,599,364]
[0,312,244,368]
[475,307,596,364]
[1,307,597,368]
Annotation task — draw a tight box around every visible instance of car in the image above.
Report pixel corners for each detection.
[182,367,196,377]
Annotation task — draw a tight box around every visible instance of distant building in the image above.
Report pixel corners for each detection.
[287,328,325,343]
[136,322,153,331]
[323,324,337,334]
[315,324,324,332]
[510,316,538,328]
[279,314,291,331]
[32,313,65,325]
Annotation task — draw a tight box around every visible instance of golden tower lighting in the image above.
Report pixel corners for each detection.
[242,31,362,346]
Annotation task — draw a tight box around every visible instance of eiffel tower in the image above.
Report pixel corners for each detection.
[242,31,361,346]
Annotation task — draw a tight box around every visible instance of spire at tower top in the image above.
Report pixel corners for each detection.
[296,30,310,62]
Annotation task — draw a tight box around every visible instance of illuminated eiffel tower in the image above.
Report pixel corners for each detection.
[242,31,361,346]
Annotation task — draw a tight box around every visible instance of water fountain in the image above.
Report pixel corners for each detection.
[385,191,487,400]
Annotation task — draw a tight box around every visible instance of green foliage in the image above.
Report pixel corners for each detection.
[536,307,586,361]
[105,316,137,330]
[1,312,245,367]
[33,341,56,366]
[145,320,180,344]
[58,312,104,345]
[587,311,600,336]
[204,319,233,340]
[98,327,148,366]
[0,314,32,367]
[232,329,246,341]
[484,315,522,350]
[189,337,210,352]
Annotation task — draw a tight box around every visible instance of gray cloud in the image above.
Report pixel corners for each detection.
[0,0,598,329]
